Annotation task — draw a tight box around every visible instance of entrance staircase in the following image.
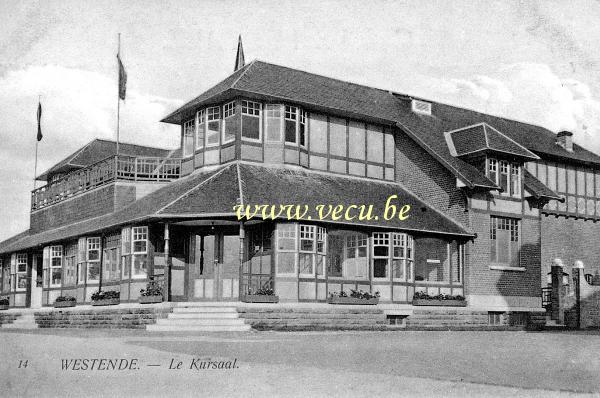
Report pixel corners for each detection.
[2,313,38,329]
[146,302,251,332]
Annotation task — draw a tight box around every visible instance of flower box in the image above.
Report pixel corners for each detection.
[327,297,379,305]
[412,299,467,307]
[54,301,76,308]
[92,298,120,306]
[0,304,8,311]
[241,294,279,303]
[139,295,163,304]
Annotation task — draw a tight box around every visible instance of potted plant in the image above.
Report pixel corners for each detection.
[242,287,279,303]
[412,291,467,307]
[0,296,9,310]
[139,280,163,304]
[91,290,120,306]
[327,289,380,305]
[54,295,76,308]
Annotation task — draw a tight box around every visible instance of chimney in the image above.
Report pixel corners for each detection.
[556,131,573,152]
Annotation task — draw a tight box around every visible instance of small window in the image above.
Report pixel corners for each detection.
[511,164,521,197]
[222,101,236,144]
[241,100,261,141]
[131,226,148,279]
[276,224,296,275]
[299,110,307,147]
[285,106,297,144]
[372,233,390,278]
[196,109,205,150]
[488,312,503,325]
[206,107,221,147]
[499,161,509,193]
[16,254,27,291]
[411,100,432,115]
[132,226,148,254]
[86,237,101,283]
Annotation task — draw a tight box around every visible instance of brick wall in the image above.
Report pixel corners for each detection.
[540,215,600,284]
[394,130,470,229]
[467,211,540,297]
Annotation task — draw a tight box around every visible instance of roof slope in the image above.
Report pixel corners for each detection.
[0,162,473,254]
[523,169,563,201]
[37,139,177,181]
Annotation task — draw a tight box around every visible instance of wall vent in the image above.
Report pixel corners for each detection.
[411,99,432,115]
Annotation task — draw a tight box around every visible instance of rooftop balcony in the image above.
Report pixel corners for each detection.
[31,154,181,211]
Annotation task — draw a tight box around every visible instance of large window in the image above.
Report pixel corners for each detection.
[265,104,282,142]
[196,109,205,150]
[327,230,368,279]
[64,243,77,286]
[284,106,298,144]
[372,233,390,279]
[487,158,521,197]
[414,238,449,282]
[222,101,236,144]
[241,100,261,141]
[121,227,131,279]
[490,216,519,267]
[132,226,148,279]
[392,234,414,281]
[16,253,27,291]
[182,119,195,157]
[50,245,63,287]
[77,238,86,284]
[298,225,326,277]
[276,224,296,275]
[103,234,121,282]
[86,237,101,283]
[206,107,221,147]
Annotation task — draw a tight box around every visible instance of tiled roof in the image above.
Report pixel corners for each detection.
[0,162,472,254]
[37,139,177,181]
[160,60,600,189]
[523,169,563,201]
[445,123,539,160]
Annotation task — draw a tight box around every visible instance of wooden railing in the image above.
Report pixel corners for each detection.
[31,155,181,211]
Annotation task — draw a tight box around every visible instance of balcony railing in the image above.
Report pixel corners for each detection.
[31,155,181,211]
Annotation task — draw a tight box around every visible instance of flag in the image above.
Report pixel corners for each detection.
[118,54,127,100]
[234,35,245,72]
[37,101,43,141]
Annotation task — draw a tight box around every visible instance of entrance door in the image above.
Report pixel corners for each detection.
[189,231,239,301]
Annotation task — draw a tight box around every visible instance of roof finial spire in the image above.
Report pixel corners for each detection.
[234,34,245,72]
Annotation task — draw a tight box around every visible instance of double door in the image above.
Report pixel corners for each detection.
[187,230,239,301]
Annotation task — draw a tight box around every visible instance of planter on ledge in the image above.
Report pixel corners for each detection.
[139,295,163,304]
[54,301,76,308]
[327,297,379,305]
[241,294,279,303]
[412,299,467,307]
[92,298,120,306]
[0,304,8,311]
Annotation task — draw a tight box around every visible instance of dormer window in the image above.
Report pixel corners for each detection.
[241,100,261,141]
[206,106,221,147]
[486,157,521,197]
[182,119,195,157]
[222,101,236,144]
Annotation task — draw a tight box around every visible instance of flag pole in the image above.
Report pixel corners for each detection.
[116,33,121,157]
[33,95,41,190]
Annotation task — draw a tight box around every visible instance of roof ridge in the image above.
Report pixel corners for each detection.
[94,138,174,151]
[231,59,257,89]
[483,123,540,160]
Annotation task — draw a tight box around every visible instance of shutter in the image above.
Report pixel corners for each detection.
[10,254,16,274]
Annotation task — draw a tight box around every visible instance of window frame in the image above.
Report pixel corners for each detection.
[284,105,298,145]
[241,100,262,142]
[265,104,283,143]
[182,118,195,158]
[86,237,101,283]
[131,226,149,279]
[195,109,205,150]
[372,232,390,280]
[392,233,414,282]
[206,106,221,148]
[16,253,27,292]
[486,157,522,198]
[276,223,297,276]
[489,216,520,267]
[222,101,236,144]
[49,245,63,288]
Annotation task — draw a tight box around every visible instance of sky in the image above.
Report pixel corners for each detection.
[1,0,600,241]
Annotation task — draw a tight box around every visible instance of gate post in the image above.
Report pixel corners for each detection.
[573,260,584,329]
[551,258,564,323]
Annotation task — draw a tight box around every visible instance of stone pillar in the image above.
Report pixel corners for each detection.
[573,260,584,329]
[164,223,171,302]
[551,259,564,323]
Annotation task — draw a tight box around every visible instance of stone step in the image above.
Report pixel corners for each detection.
[146,324,252,332]
[173,307,238,313]
[169,312,239,319]
[3,314,38,329]
[156,318,246,326]
[175,302,239,307]
[239,313,384,319]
